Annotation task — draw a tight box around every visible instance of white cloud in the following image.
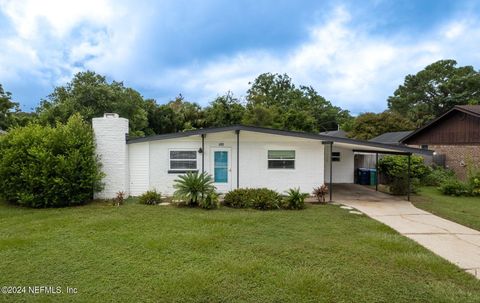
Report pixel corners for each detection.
[150,6,480,113]
[0,2,479,113]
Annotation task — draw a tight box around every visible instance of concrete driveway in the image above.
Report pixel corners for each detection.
[333,184,480,279]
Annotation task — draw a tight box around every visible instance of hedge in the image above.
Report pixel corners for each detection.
[0,114,104,207]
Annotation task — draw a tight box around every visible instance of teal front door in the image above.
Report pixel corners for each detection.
[212,148,231,191]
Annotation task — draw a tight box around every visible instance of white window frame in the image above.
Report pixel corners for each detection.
[267,150,296,170]
[168,149,198,172]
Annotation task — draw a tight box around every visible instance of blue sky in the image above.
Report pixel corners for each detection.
[1,0,479,114]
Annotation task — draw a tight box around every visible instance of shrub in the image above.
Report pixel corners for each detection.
[138,190,162,205]
[379,155,429,183]
[389,176,420,195]
[250,188,282,210]
[113,191,126,206]
[467,168,480,196]
[312,185,328,203]
[0,114,104,208]
[439,180,470,196]
[199,192,219,210]
[422,167,456,186]
[173,172,215,206]
[284,188,308,209]
[223,188,254,208]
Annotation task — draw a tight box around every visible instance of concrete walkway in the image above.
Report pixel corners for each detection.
[333,184,480,279]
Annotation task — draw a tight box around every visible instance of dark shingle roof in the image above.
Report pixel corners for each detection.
[319,129,347,138]
[369,131,413,144]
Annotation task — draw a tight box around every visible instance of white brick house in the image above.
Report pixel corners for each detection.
[93,114,432,200]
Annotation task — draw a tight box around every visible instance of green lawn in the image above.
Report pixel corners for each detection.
[0,200,479,302]
[413,187,480,231]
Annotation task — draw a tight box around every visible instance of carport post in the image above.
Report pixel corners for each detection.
[375,152,379,191]
[236,129,240,189]
[321,141,334,202]
[329,142,333,202]
[201,134,205,173]
[407,153,411,201]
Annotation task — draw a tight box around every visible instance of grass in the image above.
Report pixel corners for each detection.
[0,199,479,302]
[413,186,480,231]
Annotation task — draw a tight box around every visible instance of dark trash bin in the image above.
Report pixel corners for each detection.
[357,168,370,185]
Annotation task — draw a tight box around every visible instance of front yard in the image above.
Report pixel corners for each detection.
[413,187,480,231]
[0,199,479,302]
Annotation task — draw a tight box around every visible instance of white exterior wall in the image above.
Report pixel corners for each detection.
[324,146,355,183]
[128,142,150,196]
[142,131,324,195]
[92,114,129,199]
[236,132,324,193]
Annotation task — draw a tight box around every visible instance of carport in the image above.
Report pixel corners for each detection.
[321,138,433,202]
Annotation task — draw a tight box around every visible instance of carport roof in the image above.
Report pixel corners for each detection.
[127,124,432,155]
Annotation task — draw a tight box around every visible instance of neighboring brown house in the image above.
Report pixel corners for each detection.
[401,105,480,180]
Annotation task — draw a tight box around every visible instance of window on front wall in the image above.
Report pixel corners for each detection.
[332,152,341,162]
[268,150,295,169]
[169,150,197,171]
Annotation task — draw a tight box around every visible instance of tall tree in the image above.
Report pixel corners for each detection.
[244,73,351,132]
[0,84,19,131]
[347,111,415,140]
[37,71,149,137]
[203,92,245,127]
[388,59,480,127]
[145,95,204,134]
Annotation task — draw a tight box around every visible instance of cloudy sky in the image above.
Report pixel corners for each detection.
[1,0,480,114]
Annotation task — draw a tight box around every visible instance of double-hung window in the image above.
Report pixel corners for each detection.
[169,150,197,172]
[268,150,295,169]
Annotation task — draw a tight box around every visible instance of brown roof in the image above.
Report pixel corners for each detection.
[456,105,480,116]
[400,104,480,143]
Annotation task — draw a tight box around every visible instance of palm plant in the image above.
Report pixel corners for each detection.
[173,172,215,206]
[284,187,308,209]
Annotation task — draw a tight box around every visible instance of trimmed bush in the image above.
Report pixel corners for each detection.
[422,167,456,186]
[284,188,308,209]
[439,180,470,196]
[389,176,420,195]
[223,188,254,208]
[0,114,103,208]
[379,155,427,194]
[199,192,219,210]
[467,169,480,196]
[250,188,282,210]
[138,190,162,205]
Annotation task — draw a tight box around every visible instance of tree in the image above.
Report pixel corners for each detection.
[203,92,245,127]
[388,60,480,127]
[37,71,149,137]
[144,95,204,134]
[347,111,415,140]
[243,73,351,132]
[0,84,19,130]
